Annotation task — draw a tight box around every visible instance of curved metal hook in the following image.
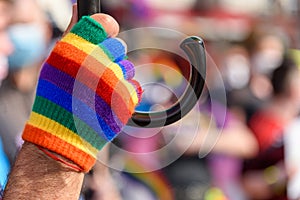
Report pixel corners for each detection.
[128,36,206,127]
[77,1,207,128]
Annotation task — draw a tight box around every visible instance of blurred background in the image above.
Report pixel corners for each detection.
[1,0,300,199]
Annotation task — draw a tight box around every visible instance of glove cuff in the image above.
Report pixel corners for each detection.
[23,124,96,172]
[23,122,97,172]
[22,96,107,172]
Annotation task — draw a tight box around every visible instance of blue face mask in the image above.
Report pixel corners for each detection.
[8,23,47,70]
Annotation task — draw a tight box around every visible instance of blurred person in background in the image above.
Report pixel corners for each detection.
[242,57,300,200]
[0,0,52,166]
[222,26,292,200]
[214,31,286,199]
[227,27,288,124]
[247,27,287,102]
[0,0,15,197]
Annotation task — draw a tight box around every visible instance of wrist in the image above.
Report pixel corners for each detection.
[21,142,82,172]
[22,123,98,172]
[4,142,84,199]
[35,145,83,172]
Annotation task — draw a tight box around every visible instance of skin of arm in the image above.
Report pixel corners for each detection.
[4,142,84,200]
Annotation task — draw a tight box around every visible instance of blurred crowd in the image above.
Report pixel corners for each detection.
[1,0,300,200]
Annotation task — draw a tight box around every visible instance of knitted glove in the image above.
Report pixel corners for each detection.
[22,14,142,172]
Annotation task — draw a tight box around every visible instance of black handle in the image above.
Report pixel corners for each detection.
[128,36,206,127]
[77,1,207,128]
[78,0,101,19]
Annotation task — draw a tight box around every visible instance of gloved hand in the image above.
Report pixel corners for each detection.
[22,14,142,172]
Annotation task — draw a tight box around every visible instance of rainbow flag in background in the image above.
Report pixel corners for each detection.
[123,157,174,200]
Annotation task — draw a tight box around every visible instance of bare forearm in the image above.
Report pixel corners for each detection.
[4,142,84,200]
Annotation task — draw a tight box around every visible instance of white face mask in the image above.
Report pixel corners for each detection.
[252,49,283,74]
[224,54,250,89]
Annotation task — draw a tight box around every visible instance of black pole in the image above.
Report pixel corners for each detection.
[78,0,101,19]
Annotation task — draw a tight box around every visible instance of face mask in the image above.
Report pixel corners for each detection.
[7,23,47,70]
[224,54,250,89]
[252,49,283,75]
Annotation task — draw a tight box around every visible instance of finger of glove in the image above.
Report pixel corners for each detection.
[70,14,119,45]
[111,79,142,115]
[99,38,136,80]
[128,79,143,104]
[105,59,136,81]
[117,60,135,80]
[98,38,126,62]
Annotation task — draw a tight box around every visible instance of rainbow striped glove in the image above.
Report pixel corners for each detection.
[22,15,142,172]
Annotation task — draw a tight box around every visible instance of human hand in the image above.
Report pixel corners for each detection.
[22,11,142,172]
